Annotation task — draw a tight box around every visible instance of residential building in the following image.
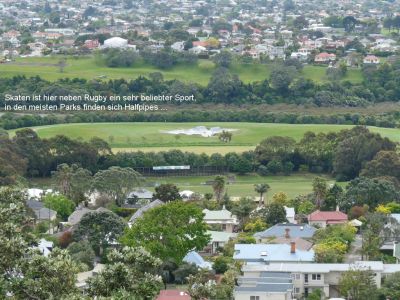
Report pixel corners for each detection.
[241,261,400,299]
[202,207,238,232]
[363,54,380,64]
[233,243,315,264]
[125,188,154,207]
[284,207,296,224]
[183,251,212,269]
[308,210,348,228]
[314,52,336,63]
[254,223,316,243]
[235,272,293,300]
[27,200,57,221]
[204,230,237,254]
[128,199,164,225]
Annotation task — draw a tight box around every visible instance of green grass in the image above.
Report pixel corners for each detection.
[9,122,400,154]
[149,173,338,199]
[28,173,338,199]
[0,56,364,84]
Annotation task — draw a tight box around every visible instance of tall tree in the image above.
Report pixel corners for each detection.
[86,247,163,299]
[339,268,378,300]
[254,183,270,206]
[73,211,126,255]
[312,177,327,208]
[153,183,182,202]
[91,166,143,206]
[121,201,210,263]
[212,175,226,204]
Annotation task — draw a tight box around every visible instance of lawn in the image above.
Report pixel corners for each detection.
[10,122,400,154]
[148,173,338,199]
[28,173,339,199]
[0,56,364,85]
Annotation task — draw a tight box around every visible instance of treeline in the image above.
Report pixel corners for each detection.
[1,109,398,130]
[1,58,400,110]
[1,126,397,186]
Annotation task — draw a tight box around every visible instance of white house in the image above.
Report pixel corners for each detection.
[202,206,238,232]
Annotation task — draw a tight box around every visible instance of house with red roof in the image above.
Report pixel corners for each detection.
[307,210,348,228]
[156,290,190,300]
[314,52,336,63]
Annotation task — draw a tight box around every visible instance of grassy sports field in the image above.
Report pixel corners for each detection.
[0,56,364,84]
[10,122,400,154]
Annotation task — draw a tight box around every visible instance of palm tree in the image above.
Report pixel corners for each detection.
[212,175,225,204]
[254,183,270,206]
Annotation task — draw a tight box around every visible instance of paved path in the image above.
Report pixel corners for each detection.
[345,234,363,263]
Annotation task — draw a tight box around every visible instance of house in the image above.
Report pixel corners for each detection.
[254,223,316,243]
[202,207,238,232]
[204,230,237,254]
[189,45,207,55]
[284,206,296,224]
[241,261,400,299]
[171,41,185,52]
[363,55,380,64]
[233,243,315,264]
[128,199,164,225]
[27,200,57,221]
[156,290,190,300]
[179,190,195,200]
[314,52,336,63]
[308,210,348,228]
[67,207,111,226]
[183,251,212,269]
[125,189,153,207]
[235,272,293,300]
[84,39,100,50]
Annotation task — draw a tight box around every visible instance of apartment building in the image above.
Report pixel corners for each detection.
[240,261,400,299]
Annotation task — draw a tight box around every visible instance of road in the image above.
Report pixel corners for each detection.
[345,234,363,263]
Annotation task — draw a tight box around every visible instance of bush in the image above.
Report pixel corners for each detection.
[213,256,231,274]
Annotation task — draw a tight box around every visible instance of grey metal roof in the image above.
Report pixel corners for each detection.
[34,207,57,220]
[128,200,164,223]
[254,223,317,239]
[27,200,44,210]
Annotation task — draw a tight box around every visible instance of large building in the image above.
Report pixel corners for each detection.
[240,261,400,299]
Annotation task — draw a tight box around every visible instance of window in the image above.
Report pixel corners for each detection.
[250,296,260,300]
[311,274,321,280]
[294,288,300,294]
[222,224,227,230]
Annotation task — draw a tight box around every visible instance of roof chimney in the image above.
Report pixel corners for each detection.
[336,205,340,211]
[285,228,290,239]
[290,241,296,254]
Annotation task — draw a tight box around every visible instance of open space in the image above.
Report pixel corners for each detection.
[10,122,400,154]
[0,56,364,85]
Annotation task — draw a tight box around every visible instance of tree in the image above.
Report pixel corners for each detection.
[262,202,287,225]
[0,188,34,297]
[10,249,80,300]
[67,241,96,269]
[339,268,378,300]
[254,183,270,206]
[231,197,255,225]
[73,211,126,255]
[212,51,233,68]
[219,130,233,143]
[361,150,400,180]
[307,289,324,300]
[153,183,182,202]
[212,175,225,203]
[381,272,400,299]
[312,177,327,208]
[52,163,92,204]
[121,201,210,263]
[43,194,75,221]
[187,269,216,300]
[343,16,357,32]
[213,256,231,274]
[342,177,400,210]
[86,247,163,299]
[91,166,143,206]
[255,136,296,165]
[269,65,296,93]
[272,192,288,206]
